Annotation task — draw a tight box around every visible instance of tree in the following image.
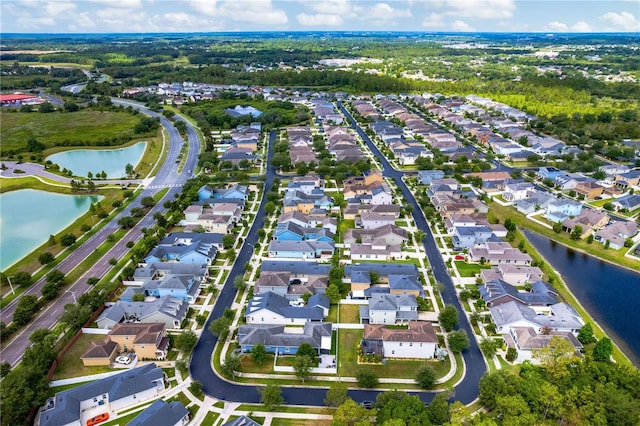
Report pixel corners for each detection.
[427,392,451,425]
[376,391,428,425]
[293,354,314,383]
[118,216,136,229]
[12,271,32,288]
[41,281,59,301]
[46,269,65,285]
[447,330,470,354]
[324,381,348,407]
[259,384,284,411]
[209,316,232,339]
[222,234,236,250]
[416,365,437,389]
[593,337,613,362]
[60,233,77,246]
[356,369,379,388]
[125,163,134,176]
[220,355,241,378]
[333,399,370,426]
[506,347,518,362]
[60,303,92,329]
[570,225,583,240]
[533,336,579,378]
[188,380,203,397]
[64,101,79,112]
[132,293,145,302]
[232,275,247,293]
[174,330,198,352]
[13,295,39,326]
[325,284,342,304]
[297,343,317,360]
[264,201,277,215]
[38,101,54,113]
[439,304,458,332]
[552,222,562,233]
[251,344,268,365]
[0,362,10,378]
[480,338,500,358]
[494,394,537,426]
[140,196,156,208]
[577,323,596,344]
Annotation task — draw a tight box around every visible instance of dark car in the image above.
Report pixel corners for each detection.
[361,400,374,409]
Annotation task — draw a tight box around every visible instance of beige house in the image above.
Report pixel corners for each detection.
[109,323,169,360]
[81,338,118,367]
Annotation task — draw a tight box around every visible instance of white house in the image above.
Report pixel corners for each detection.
[361,321,438,359]
[490,301,583,335]
[245,292,329,325]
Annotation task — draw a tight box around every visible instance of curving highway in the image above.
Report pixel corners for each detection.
[190,108,487,405]
[0,100,200,367]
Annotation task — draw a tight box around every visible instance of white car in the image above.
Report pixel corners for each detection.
[115,355,131,365]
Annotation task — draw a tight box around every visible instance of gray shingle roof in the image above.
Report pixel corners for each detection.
[480,279,559,306]
[127,399,188,426]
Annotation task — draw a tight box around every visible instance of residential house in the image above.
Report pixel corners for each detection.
[594,220,638,249]
[504,327,583,364]
[238,322,333,355]
[122,274,200,303]
[126,399,189,426]
[272,222,334,242]
[357,212,397,229]
[96,296,188,330]
[388,274,425,297]
[245,292,329,325]
[537,167,563,180]
[469,242,532,266]
[417,170,445,185]
[254,271,327,300]
[561,209,609,236]
[267,240,335,260]
[80,339,118,367]
[444,213,489,234]
[502,182,535,202]
[126,262,209,286]
[107,323,168,360]
[145,233,220,264]
[361,321,438,360]
[514,192,555,215]
[479,279,559,307]
[611,193,640,212]
[575,181,605,199]
[490,301,583,334]
[452,226,494,250]
[260,260,331,278]
[350,242,402,261]
[198,184,249,201]
[283,190,334,214]
[545,198,583,223]
[480,264,544,286]
[360,293,418,324]
[37,364,165,426]
[614,171,640,190]
[344,224,408,246]
[222,416,262,426]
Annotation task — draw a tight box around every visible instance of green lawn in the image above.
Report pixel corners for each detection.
[337,329,451,380]
[53,333,116,380]
[1,110,142,153]
[339,304,361,323]
[454,261,489,278]
[100,410,144,426]
[338,219,355,242]
[201,412,220,426]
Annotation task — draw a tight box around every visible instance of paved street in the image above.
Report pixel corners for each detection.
[0,100,200,366]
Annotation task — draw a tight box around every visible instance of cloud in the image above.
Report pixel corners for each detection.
[547,21,568,31]
[571,21,591,32]
[451,20,475,31]
[422,12,444,28]
[368,3,412,21]
[440,0,516,19]
[297,13,343,27]
[187,0,287,25]
[300,0,354,16]
[90,0,143,8]
[45,1,76,16]
[600,11,640,31]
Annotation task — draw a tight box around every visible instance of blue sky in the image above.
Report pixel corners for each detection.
[1,0,638,33]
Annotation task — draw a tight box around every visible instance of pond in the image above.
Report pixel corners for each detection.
[46,142,146,179]
[525,230,640,367]
[0,189,103,271]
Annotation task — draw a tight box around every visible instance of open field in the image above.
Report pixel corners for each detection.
[1,110,141,153]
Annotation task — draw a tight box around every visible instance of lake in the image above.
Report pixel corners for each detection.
[46,142,146,179]
[525,231,640,367]
[0,189,102,271]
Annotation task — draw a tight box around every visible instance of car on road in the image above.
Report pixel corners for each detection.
[115,355,131,365]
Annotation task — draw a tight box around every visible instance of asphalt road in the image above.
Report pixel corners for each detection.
[0,100,200,367]
[190,110,487,406]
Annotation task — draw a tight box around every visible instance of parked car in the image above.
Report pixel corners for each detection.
[360,400,374,409]
[115,355,131,365]
[87,413,109,426]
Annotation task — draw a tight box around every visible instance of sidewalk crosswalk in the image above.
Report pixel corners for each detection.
[146,183,184,189]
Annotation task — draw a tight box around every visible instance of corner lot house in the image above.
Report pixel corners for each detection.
[245,292,329,325]
[96,296,188,330]
[490,301,583,334]
[37,364,165,426]
[127,399,189,426]
[361,321,438,359]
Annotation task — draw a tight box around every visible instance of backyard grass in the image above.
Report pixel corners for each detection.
[339,303,360,323]
[1,110,142,153]
[453,261,489,278]
[338,219,355,242]
[167,392,192,409]
[201,412,220,426]
[272,419,332,426]
[337,329,451,380]
[52,333,116,380]
[240,354,276,374]
[100,409,144,426]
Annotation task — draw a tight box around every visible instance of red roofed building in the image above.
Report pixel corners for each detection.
[0,93,39,105]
